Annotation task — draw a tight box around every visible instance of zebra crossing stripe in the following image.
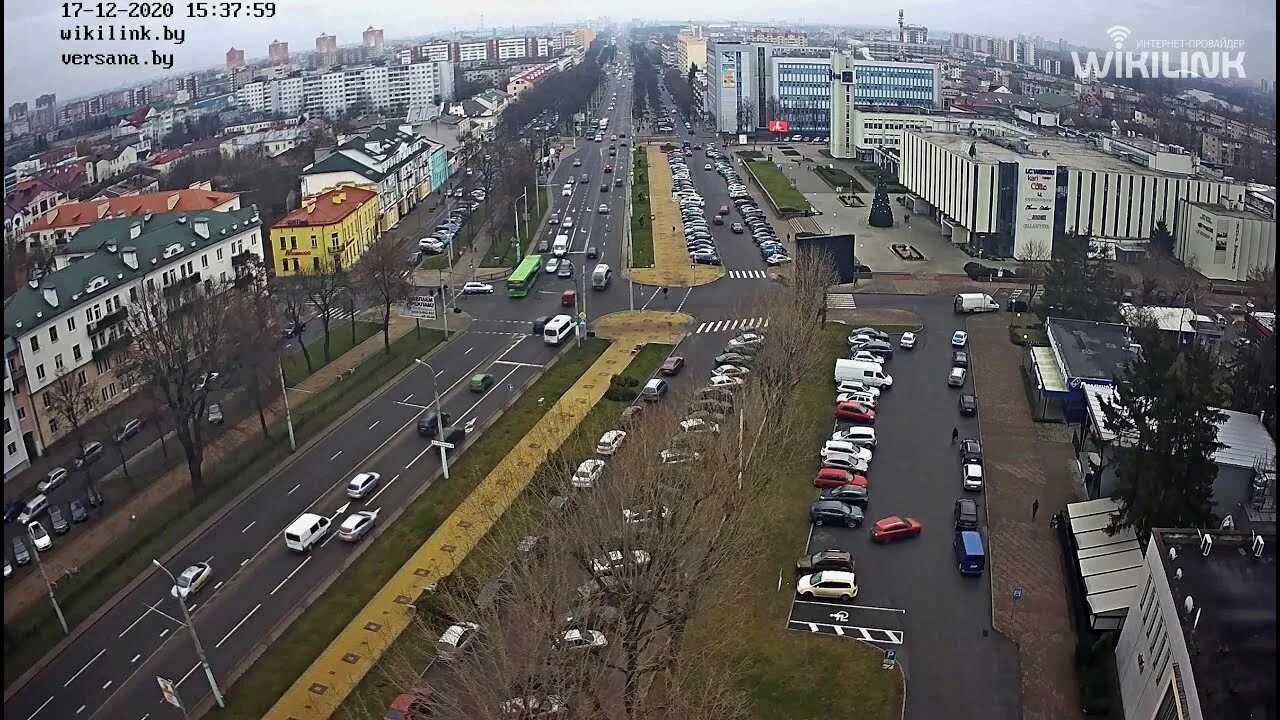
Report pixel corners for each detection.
[696,322,708,333]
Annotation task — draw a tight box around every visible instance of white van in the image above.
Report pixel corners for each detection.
[834,359,894,388]
[17,494,49,525]
[543,314,574,345]
[591,264,612,290]
[285,513,331,552]
[552,234,570,257]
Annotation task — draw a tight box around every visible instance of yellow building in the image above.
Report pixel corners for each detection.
[270,185,380,276]
[676,34,707,74]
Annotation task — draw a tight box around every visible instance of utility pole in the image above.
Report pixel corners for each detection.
[278,360,296,451]
[152,560,225,707]
[29,542,68,635]
[413,359,451,479]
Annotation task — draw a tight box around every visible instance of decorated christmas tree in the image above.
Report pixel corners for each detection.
[868,176,895,228]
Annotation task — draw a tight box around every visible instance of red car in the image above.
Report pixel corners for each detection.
[834,401,876,423]
[813,468,869,489]
[660,356,685,376]
[870,516,923,543]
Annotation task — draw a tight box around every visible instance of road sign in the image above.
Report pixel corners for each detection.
[464,418,477,433]
[401,291,437,320]
[507,382,514,393]
[157,676,182,708]
[882,649,897,670]
[431,440,455,450]
[578,312,586,321]
[1013,587,1024,602]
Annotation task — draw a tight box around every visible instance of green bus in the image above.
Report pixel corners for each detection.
[508,254,542,298]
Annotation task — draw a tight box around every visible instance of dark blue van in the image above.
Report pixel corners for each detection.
[954,530,986,576]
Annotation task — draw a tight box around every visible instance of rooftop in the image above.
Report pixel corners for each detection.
[1151,529,1276,720]
[273,186,377,228]
[1119,304,1215,335]
[1046,317,1136,383]
[912,131,1200,177]
[1188,200,1275,221]
[26,188,239,232]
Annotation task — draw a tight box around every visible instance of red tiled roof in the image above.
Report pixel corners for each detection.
[273,186,378,228]
[37,165,87,193]
[5,179,63,212]
[148,149,184,166]
[25,188,240,231]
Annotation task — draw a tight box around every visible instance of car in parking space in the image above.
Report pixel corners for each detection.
[954,498,980,531]
[948,367,968,387]
[691,251,722,265]
[73,441,104,468]
[765,253,792,266]
[797,570,859,600]
[556,628,608,653]
[850,350,884,365]
[660,356,685,376]
[951,330,969,347]
[679,417,720,435]
[462,281,495,294]
[170,562,212,599]
[822,452,870,474]
[870,516,923,543]
[37,467,68,494]
[960,438,983,464]
[836,391,877,409]
[834,401,875,423]
[28,521,53,551]
[809,500,864,527]
[952,350,969,368]
[659,449,701,465]
[714,352,754,366]
[848,327,890,342]
[623,505,671,526]
[12,537,31,565]
[544,256,560,274]
[572,459,605,489]
[795,549,855,576]
[114,418,144,443]
[338,510,378,541]
[282,320,307,337]
[48,505,70,535]
[727,332,763,348]
[596,430,627,456]
[959,393,978,416]
[963,463,985,492]
[69,500,88,523]
[713,364,748,377]
[812,467,867,489]
[819,484,870,509]
[821,441,873,464]
[835,380,880,398]
[620,405,644,426]
[591,549,650,576]
[437,622,481,660]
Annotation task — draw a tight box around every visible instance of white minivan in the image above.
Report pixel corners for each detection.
[284,513,331,552]
[17,495,49,525]
[543,314,574,345]
[552,234,570,257]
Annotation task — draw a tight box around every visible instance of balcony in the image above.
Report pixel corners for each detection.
[88,306,127,334]
[231,250,256,266]
[163,272,201,296]
[92,329,132,360]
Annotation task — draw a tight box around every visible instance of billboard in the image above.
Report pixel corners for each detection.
[721,62,736,88]
[400,289,437,320]
[1013,164,1057,259]
[767,119,790,133]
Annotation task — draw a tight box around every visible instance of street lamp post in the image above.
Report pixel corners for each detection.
[28,542,69,635]
[152,559,225,708]
[413,359,451,479]
[278,359,296,451]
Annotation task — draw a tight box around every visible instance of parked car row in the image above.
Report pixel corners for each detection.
[419,196,482,256]
[709,152,791,266]
[667,147,721,266]
[5,491,98,578]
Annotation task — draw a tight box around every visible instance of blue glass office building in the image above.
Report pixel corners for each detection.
[775,59,832,133]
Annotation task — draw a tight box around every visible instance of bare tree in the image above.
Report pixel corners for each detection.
[1246,265,1277,310]
[274,276,314,373]
[226,269,284,438]
[353,236,412,354]
[121,281,237,494]
[764,96,783,126]
[1017,238,1052,305]
[43,367,101,491]
[295,254,350,364]
[736,99,756,134]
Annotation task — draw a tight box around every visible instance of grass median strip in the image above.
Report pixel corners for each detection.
[630,146,654,268]
[332,343,673,718]
[209,338,612,720]
[746,160,811,215]
[282,321,378,386]
[2,329,445,687]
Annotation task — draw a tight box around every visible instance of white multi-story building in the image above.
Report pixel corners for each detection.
[704,41,835,133]
[457,41,489,63]
[1174,200,1276,282]
[3,208,264,459]
[4,341,31,482]
[830,108,1019,161]
[235,61,454,119]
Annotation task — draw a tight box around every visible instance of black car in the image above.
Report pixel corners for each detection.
[69,499,88,523]
[959,394,977,416]
[952,350,969,368]
[601,184,610,193]
[49,505,70,535]
[960,439,983,464]
[586,247,599,259]
[954,498,980,531]
[713,352,753,366]
[532,316,551,334]
[809,500,864,528]
[282,321,306,338]
[819,484,869,508]
[692,253,722,266]
[417,411,453,437]
[537,239,550,253]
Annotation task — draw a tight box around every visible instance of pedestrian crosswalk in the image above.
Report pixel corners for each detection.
[826,293,858,309]
[727,269,769,279]
[693,317,770,334]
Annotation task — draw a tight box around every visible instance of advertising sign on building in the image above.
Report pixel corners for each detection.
[721,63,737,88]
[1013,164,1056,259]
[768,119,790,133]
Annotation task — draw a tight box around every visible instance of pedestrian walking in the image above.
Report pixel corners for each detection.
[672,224,676,233]
[662,287,668,298]
[1032,499,1040,520]
[951,427,959,444]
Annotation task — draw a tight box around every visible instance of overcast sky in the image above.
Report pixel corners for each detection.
[4,0,1274,107]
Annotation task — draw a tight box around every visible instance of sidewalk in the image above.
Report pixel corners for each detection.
[629,145,724,288]
[263,311,689,720]
[2,312,440,623]
[969,313,1082,720]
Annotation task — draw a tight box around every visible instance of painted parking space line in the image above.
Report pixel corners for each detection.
[787,620,905,644]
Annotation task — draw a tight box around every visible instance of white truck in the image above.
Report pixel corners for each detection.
[954,293,1000,314]
[834,359,894,388]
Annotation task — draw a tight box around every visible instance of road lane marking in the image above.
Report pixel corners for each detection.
[676,287,693,313]
[102,681,113,690]
[214,581,223,591]
[288,483,301,494]
[215,603,261,648]
[368,474,400,504]
[76,706,85,715]
[403,393,414,402]
[435,370,444,378]
[465,346,474,355]
[240,558,249,566]
[491,360,543,368]
[187,603,199,613]
[791,600,907,613]
[63,648,106,687]
[242,520,255,533]
[160,628,170,637]
[405,445,434,469]
[131,654,141,663]
[368,420,380,430]
[24,696,52,720]
[271,557,311,596]
[329,450,343,461]
[118,609,151,638]
[177,661,201,686]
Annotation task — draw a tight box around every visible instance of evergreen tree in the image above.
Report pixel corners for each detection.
[867,176,895,228]
[1100,327,1226,540]
[1040,233,1122,321]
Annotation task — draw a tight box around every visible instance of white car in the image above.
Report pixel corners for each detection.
[850,350,884,365]
[822,453,870,474]
[548,214,560,225]
[557,628,608,652]
[707,375,744,388]
[796,570,859,601]
[573,158,583,166]
[562,185,573,197]
[544,257,561,274]
[462,281,494,294]
[836,392,877,409]
[659,449,700,465]
[623,506,671,524]
[963,463,984,491]
[765,254,792,266]
[820,443,873,463]
[591,549,651,575]
[951,331,969,347]
[337,510,378,541]
[900,332,917,349]
[596,430,627,456]
[572,459,606,488]
[436,622,480,659]
[27,521,53,551]
[170,562,212,600]
[679,418,720,434]
[835,381,880,398]
[948,367,968,387]
[713,364,749,377]
[563,216,574,228]
[598,203,610,214]
[704,163,713,170]
[727,333,764,348]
